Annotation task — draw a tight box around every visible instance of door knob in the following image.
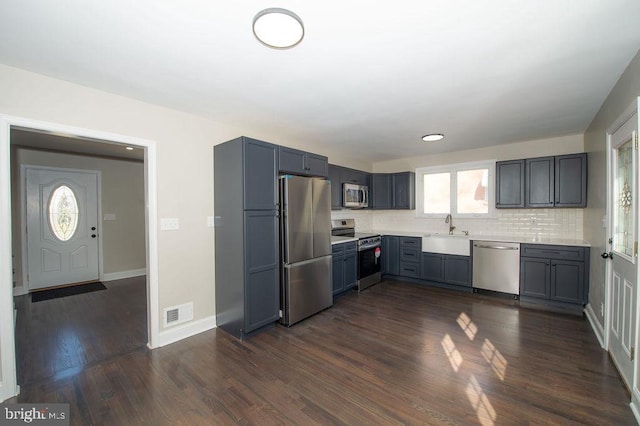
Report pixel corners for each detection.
[91,226,96,231]
[601,252,613,259]
[91,234,96,238]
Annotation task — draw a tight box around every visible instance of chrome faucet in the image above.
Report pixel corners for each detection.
[445,214,455,235]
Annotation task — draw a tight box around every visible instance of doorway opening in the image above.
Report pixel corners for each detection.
[0,115,159,401]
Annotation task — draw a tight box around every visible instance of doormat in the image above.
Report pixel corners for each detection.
[31,282,107,303]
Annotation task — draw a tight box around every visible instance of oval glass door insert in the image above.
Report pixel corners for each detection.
[48,185,79,241]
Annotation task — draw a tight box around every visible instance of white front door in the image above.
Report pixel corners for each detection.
[607,113,638,391]
[26,167,99,290]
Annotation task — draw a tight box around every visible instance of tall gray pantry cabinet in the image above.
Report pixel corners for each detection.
[214,137,280,339]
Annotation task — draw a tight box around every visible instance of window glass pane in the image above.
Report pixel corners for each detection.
[457,169,489,214]
[423,172,450,214]
[48,185,79,242]
[613,140,633,256]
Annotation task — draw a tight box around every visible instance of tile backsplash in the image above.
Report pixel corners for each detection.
[331,208,584,241]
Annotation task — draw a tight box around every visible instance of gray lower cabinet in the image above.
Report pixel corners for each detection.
[244,210,280,331]
[382,235,400,275]
[420,253,471,287]
[279,146,328,177]
[520,244,589,308]
[382,235,419,277]
[399,237,421,278]
[214,136,280,339]
[332,242,357,295]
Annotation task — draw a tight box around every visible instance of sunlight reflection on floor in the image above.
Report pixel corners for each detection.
[441,333,463,372]
[481,339,508,381]
[466,375,497,426]
[456,312,478,341]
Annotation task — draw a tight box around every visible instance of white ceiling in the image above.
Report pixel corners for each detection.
[1,0,640,162]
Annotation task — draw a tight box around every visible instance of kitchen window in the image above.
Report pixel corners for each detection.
[416,160,496,218]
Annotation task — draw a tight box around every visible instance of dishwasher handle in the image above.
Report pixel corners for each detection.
[473,243,519,251]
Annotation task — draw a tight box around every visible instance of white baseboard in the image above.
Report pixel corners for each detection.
[631,389,640,424]
[154,315,217,348]
[584,303,605,348]
[102,268,146,282]
[12,285,26,297]
[0,382,19,403]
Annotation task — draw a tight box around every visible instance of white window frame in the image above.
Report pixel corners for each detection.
[416,160,496,218]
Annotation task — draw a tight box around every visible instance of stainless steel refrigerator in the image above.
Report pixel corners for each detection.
[279,175,332,326]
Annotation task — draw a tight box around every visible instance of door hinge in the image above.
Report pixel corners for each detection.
[632,346,635,362]
[635,133,639,150]
[635,241,638,257]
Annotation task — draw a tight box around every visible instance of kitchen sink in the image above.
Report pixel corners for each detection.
[421,234,471,256]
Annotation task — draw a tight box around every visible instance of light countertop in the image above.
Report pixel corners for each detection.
[331,236,358,245]
[370,230,590,247]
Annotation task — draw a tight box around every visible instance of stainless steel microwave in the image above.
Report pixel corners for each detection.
[343,183,369,208]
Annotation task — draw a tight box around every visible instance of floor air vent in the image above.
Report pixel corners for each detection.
[163,302,194,327]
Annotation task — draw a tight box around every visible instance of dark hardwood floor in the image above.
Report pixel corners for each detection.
[10,279,636,425]
[14,276,147,385]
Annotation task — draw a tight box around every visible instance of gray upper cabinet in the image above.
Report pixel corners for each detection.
[370,172,415,210]
[278,146,328,177]
[497,153,587,209]
[371,173,392,209]
[555,153,587,207]
[328,164,342,209]
[244,139,279,210]
[342,167,370,186]
[328,164,372,209]
[392,172,415,209]
[495,160,525,208]
[525,156,554,207]
[214,136,280,339]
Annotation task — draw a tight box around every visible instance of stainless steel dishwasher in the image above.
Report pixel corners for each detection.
[472,241,521,296]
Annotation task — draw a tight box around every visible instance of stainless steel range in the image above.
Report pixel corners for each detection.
[331,219,382,291]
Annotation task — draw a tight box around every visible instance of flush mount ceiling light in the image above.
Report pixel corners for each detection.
[422,133,445,142]
[125,146,134,151]
[253,8,304,49]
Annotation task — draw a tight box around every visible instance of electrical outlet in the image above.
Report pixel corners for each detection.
[160,218,179,231]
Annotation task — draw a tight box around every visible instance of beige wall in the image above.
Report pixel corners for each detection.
[372,134,584,172]
[10,147,146,290]
[0,64,366,336]
[584,49,640,328]
[359,134,585,240]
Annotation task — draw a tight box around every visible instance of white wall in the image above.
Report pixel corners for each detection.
[0,63,367,337]
[332,134,585,240]
[584,49,640,330]
[372,134,584,172]
[10,147,146,291]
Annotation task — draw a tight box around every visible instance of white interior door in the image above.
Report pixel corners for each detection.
[26,167,99,290]
[607,114,638,391]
